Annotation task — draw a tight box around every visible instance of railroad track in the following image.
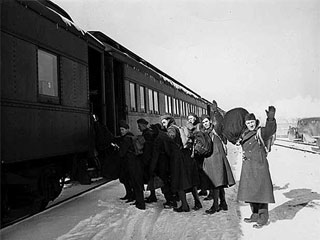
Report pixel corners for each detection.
[1,178,110,229]
[275,139,320,155]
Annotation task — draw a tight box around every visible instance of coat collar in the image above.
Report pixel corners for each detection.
[241,126,261,143]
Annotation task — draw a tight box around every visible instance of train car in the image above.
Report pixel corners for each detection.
[1,0,213,225]
[90,31,211,136]
[1,0,105,223]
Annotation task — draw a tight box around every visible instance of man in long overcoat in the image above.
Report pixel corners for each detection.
[237,106,277,228]
[201,114,235,214]
[149,123,176,208]
[160,115,200,212]
[118,121,145,210]
[137,118,157,203]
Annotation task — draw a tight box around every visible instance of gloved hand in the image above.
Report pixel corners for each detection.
[265,106,276,120]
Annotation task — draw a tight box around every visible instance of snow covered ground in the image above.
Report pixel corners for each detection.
[236,143,320,240]
[1,142,319,240]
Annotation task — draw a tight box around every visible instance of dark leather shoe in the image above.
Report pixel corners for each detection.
[205,206,218,214]
[145,196,157,203]
[126,198,135,203]
[135,204,146,210]
[163,201,177,209]
[219,202,228,211]
[192,201,202,211]
[173,206,190,212]
[244,213,259,223]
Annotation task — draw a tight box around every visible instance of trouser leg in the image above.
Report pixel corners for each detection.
[212,188,219,210]
[150,190,156,198]
[244,202,259,222]
[205,188,220,214]
[176,190,189,211]
[250,202,259,214]
[191,186,200,203]
[219,188,228,210]
[161,184,172,201]
[219,188,225,202]
[134,188,145,210]
[191,186,202,210]
[124,183,133,198]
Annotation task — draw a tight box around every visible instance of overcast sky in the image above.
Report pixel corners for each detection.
[53,0,319,119]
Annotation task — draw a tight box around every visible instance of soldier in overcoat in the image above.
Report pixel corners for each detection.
[118,121,145,210]
[160,115,200,212]
[201,114,235,214]
[186,113,207,200]
[136,118,157,203]
[237,106,277,228]
[149,123,177,208]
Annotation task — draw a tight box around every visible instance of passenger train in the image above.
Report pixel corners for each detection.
[1,0,219,224]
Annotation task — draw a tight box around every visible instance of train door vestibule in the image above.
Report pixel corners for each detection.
[88,47,104,124]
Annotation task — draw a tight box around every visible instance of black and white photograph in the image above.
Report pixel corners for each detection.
[1,0,319,239]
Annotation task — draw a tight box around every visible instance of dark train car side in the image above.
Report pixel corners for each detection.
[1,0,104,222]
[91,31,211,135]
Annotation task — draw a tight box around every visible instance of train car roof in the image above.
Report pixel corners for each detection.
[15,0,104,50]
[90,31,212,103]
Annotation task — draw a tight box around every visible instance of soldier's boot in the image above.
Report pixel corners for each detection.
[253,208,269,228]
[244,213,259,223]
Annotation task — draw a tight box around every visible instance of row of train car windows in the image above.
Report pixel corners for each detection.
[37,48,207,118]
[129,82,207,117]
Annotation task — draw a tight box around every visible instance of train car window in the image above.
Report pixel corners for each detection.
[168,96,172,114]
[180,100,183,116]
[165,95,168,113]
[139,86,146,112]
[154,91,159,114]
[182,101,186,116]
[130,82,137,111]
[148,89,154,113]
[173,98,176,115]
[37,49,59,102]
[185,103,189,115]
[176,99,180,116]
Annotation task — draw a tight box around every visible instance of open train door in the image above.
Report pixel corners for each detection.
[88,46,105,123]
[104,56,126,135]
[89,31,127,136]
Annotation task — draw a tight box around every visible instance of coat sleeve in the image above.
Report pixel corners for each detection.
[167,126,177,140]
[149,137,161,175]
[261,118,277,142]
[119,136,132,158]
